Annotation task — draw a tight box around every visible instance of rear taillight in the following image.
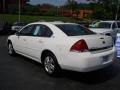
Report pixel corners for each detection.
[70,39,89,52]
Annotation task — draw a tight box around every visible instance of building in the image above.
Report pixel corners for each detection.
[61,9,92,19]
[39,5,92,19]
[0,0,29,13]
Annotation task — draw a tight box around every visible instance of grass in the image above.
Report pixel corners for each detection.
[0,14,77,23]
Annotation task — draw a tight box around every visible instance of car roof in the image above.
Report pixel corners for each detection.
[29,21,77,25]
[100,20,120,23]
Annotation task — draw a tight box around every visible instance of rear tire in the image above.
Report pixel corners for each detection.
[42,52,61,76]
[8,42,16,56]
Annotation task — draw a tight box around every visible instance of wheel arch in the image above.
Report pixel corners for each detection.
[7,39,12,46]
[41,49,62,76]
[41,49,59,65]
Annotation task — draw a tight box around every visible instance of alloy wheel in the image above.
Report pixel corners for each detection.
[44,56,55,74]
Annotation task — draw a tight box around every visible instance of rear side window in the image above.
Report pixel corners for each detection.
[56,24,95,36]
[41,25,53,37]
[91,22,111,29]
[33,25,53,37]
[98,22,111,28]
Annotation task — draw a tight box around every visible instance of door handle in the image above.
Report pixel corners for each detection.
[23,38,26,41]
[39,40,43,43]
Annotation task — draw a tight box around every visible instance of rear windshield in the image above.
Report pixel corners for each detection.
[56,24,95,36]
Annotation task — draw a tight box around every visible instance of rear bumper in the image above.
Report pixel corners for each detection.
[60,47,116,72]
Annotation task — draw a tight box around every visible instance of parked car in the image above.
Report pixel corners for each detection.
[89,20,99,27]
[89,20,120,42]
[78,21,89,28]
[11,22,26,31]
[0,21,12,35]
[7,22,116,76]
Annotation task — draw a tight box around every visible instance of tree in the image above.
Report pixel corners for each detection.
[87,0,119,20]
[64,0,80,18]
[39,3,57,16]
[65,0,78,11]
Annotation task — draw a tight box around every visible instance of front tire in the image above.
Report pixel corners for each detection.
[8,42,16,56]
[43,52,61,76]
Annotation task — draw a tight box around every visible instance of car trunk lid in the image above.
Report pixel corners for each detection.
[71,35,113,52]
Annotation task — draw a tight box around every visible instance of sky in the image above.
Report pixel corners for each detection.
[30,0,88,6]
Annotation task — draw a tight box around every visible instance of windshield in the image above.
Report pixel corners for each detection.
[56,24,95,36]
[91,22,111,29]
[13,22,25,26]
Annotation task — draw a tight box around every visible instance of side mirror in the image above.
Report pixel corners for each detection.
[16,31,20,36]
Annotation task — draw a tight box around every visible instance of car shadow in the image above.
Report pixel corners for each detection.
[11,54,120,85]
[62,60,120,84]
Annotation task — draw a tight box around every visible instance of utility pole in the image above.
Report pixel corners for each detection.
[57,0,61,16]
[19,0,21,22]
[115,0,120,20]
[3,0,5,13]
[57,0,60,16]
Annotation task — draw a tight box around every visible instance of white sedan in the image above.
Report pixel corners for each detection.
[7,22,116,76]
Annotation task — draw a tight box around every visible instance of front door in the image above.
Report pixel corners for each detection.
[13,25,35,55]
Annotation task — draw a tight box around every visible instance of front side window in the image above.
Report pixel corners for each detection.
[33,25,41,36]
[19,25,35,36]
[56,24,95,36]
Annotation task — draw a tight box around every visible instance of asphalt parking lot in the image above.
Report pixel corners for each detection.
[0,36,120,90]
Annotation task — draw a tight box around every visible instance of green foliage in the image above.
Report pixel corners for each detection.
[8,4,19,14]
[7,3,58,16]
[0,14,76,23]
[88,0,119,20]
[65,0,78,11]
